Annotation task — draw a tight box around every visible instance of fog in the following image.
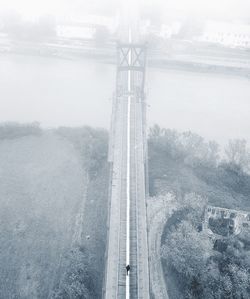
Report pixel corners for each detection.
[1,1,250,299]
[1,0,250,19]
[0,55,115,128]
[1,54,250,146]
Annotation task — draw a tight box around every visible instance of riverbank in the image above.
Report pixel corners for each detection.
[149,57,250,78]
[1,38,250,78]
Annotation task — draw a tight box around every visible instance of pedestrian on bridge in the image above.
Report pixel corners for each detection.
[126,264,130,276]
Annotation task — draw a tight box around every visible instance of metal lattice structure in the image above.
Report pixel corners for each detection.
[117,43,147,70]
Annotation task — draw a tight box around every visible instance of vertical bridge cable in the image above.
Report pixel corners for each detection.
[126,27,132,299]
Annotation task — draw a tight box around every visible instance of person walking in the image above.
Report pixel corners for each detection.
[126,264,130,276]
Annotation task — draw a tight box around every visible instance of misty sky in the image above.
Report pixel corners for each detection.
[0,0,250,20]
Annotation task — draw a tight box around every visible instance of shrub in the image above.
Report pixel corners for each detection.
[0,122,42,140]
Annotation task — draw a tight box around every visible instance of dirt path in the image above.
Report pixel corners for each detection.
[147,194,178,299]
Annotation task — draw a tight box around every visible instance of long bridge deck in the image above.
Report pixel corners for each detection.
[103,41,150,298]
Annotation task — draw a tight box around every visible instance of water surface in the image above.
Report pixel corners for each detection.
[1,54,250,145]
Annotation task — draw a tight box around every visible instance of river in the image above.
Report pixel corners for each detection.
[1,54,250,146]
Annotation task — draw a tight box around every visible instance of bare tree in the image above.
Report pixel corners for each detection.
[225,139,250,172]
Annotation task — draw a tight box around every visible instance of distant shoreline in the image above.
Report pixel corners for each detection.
[1,40,250,78]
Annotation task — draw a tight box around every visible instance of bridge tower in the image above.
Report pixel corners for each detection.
[103,22,150,299]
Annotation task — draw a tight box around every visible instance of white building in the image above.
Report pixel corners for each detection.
[199,21,250,49]
[140,20,181,39]
[56,14,118,40]
[57,25,95,40]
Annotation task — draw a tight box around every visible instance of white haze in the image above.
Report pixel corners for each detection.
[0,0,250,145]
[0,0,250,20]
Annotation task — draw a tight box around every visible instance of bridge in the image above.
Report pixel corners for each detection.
[102,10,150,296]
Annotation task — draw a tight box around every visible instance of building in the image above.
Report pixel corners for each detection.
[140,20,181,39]
[56,15,118,41]
[199,21,250,49]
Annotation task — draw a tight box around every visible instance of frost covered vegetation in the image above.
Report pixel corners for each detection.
[148,124,250,210]
[2,122,250,298]
[148,125,250,298]
[0,122,42,139]
[161,194,250,298]
[0,123,109,299]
